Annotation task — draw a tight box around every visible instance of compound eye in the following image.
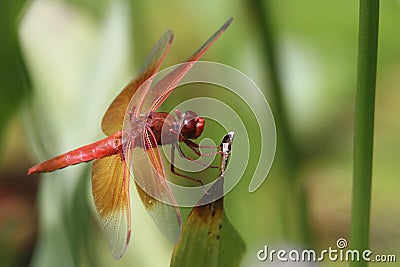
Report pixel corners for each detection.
[184,111,198,120]
[194,117,205,139]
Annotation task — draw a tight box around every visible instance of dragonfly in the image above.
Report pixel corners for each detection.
[28,18,233,259]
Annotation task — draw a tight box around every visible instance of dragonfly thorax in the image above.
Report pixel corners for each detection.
[126,110,204,147]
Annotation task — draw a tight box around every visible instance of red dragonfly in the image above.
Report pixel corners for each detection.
[28,18,232,259]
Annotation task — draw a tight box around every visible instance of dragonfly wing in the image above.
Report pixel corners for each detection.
[125,127,181,242]
[91,155,131,259]
[135,182,181,243]
[101,30,174,136]
[146,18,233,112]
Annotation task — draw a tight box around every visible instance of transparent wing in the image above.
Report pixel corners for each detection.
[101,30,174,136]
[91,155,131,259]
[144,18,233,113]
[125,126,182,242]
[135,182,181,243]
[122,19,232,121]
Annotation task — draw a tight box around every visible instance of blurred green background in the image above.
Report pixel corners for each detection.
[1,0,399,266]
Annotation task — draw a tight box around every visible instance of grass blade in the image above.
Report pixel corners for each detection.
[350,1,380,267]
[247,0,311,245]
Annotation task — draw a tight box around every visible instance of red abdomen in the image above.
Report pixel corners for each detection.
[28,131,122,174]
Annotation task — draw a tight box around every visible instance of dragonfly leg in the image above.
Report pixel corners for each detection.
[170,144,208,193]
[183,139,221,157]
[181,139,221,168]
[175,142,217,167]
[168,128,221,168]
[168,128,215,160]
[183,138,219,149]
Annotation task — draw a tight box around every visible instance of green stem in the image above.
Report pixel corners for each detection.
[248,0,311,245]
[249,0,298,168]
[350,1,379,267]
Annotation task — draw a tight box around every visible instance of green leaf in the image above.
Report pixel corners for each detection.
[171,177,246,267]
[0,1,31,150]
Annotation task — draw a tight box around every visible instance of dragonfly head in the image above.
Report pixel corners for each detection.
[180,110,205,140]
